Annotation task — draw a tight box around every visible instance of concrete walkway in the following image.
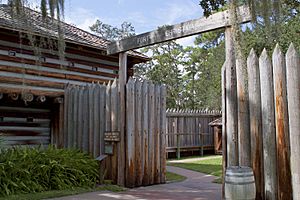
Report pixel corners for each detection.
[51,166,222,200]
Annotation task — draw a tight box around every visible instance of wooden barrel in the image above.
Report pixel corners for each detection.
[225,166,256,200]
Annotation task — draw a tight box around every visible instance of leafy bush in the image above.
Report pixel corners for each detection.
[0,146,99,196]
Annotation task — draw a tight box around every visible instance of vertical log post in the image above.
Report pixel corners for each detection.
[272,45,292,199]
[225,27,238,166]
[259,49,277,200]
[286,44,300,200]
[135,80,143,186]
[221,63,227,199]
[236,58,251,166]
[160,85,167,183]
[176,134,180,159]
[126,78,135,187]
[118,52,127,186]
[142,81,149,186]
[247,49,264,200]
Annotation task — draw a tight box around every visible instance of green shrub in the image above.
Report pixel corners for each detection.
[0,146,99,196]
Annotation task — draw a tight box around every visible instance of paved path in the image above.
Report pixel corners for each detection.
[168,155,222,164]
[51,166,222,200]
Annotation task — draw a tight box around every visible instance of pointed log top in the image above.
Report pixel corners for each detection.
[286,43,298,57]
[111,79,117,87]
[272,43,283,58]
[248,48,258,60]
[260,48,269,59]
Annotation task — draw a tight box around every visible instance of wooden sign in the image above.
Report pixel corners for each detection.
[107,6,251,54]
[104,131,120,142]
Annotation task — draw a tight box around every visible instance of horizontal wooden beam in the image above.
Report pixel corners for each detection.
[107,6,251,54]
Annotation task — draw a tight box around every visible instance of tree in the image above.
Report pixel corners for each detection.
[8,0,64,20]
[89,20,135,41]
[138,41,185,109]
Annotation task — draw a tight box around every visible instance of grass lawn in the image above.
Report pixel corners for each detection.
[166,171,186,183]
[0,184,126,200]
[167,156,223,184]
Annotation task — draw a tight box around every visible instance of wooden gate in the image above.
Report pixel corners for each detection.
[63,78,167,188]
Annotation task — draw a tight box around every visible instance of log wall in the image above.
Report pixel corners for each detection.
[0,30,135,97]
[223,44,299,199]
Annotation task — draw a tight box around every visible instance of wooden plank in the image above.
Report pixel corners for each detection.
[73,86,79,148]
[107,6,251,54]
[88,85,95,155]
[259,49,277,200]
[247,49,264,200]
[221,62,227,199]
[272,45,292,199]
[118,53,127,186]
[67,87,75,148]
[82,86,89,152]
[111,79,119,183]
[0,83,64,97]
[142,81,149,186]
[58,98,64,148]
[93,84,101,157]
[286,44,300,200]
[160,85,167,183]
[63,86,70,148]
[154,84,161,184]
[105,81,112,181]
[99,85,106,155]
[225,27,238,166]
[236,58,251,166]
[126,78,135,187]
[148,82,155,185]
[135,80,143,186]
[77,86,84,149]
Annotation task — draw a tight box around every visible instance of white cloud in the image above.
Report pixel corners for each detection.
[65,7,98,32]
[156,1,202,25]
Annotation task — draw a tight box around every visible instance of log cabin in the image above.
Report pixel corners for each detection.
[0,4,149,147]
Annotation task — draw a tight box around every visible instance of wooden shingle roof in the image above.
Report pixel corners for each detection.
[0,4,148,60]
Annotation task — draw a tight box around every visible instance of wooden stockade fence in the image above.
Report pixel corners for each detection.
[63,78,167,188]
[166,109,221,158]
[126,78,167,187]
[223,44,299,200]
[63,83,106,157]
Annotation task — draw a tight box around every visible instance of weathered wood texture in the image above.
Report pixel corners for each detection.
[166,109,221,153]
[0,31,138,97]
[225,27,238,166]
[107,6,251,54]
[118,53,127,186]
[236,58,251,166]
[0,105,51,147]
[125,78,167,187]
[225,45,299,199]
[286,44,300,200]
[247,49,264,200]
[64,84,106,158]
[259,49,277,200]
[221,63,227,199]
[272,45,292,200]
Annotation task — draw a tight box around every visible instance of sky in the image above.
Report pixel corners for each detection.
[63,0,204,47]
